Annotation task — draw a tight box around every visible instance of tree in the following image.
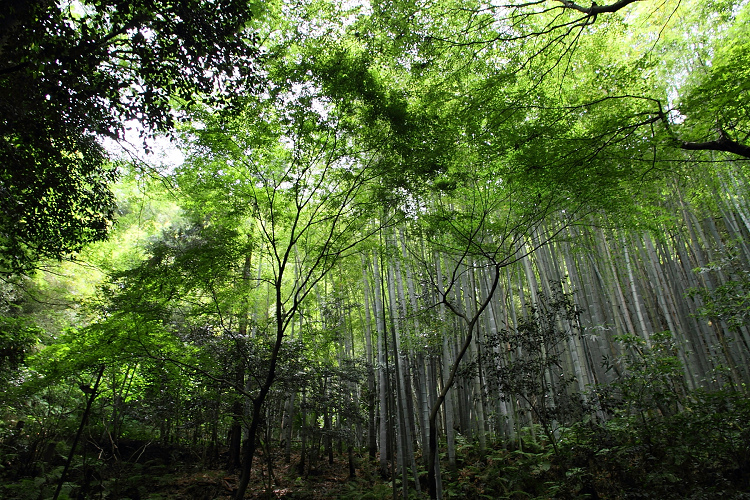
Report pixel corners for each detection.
[0,0,262,274]
[417,174,592,497]
[174,53,396,495]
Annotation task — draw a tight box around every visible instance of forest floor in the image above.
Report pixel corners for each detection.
[117,447,390,500]
[164,464,356,500]
[8,418,750,499]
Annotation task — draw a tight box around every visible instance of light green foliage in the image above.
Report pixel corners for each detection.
[2,0,750,498]
[675,1,750,144]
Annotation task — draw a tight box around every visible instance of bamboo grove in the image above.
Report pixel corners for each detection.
[2,0,750,498]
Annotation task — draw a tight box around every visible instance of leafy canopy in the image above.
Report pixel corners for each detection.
[0,0,262,274]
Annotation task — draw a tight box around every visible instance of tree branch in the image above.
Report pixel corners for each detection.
[650,102,750,160]
[680,133,750,160]
[556,0,643,15]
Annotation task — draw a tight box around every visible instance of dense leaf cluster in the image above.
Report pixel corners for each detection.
[0,0,261,274]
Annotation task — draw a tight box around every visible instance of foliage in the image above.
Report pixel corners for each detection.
[689,240,750,329]
[675,0,750,153]
[0,316,41,375]
[2,0,750,499]
[441,385,750,499]
[557,388,750,499]
[484,282,586,453]
[0,0,261,274]
[598,331,688,417]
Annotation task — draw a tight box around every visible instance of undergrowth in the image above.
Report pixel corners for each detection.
[3,389,750,499]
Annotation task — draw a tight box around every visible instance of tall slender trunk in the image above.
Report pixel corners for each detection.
[361,254,378,458]
[622,234,652,346]
[468,262,487,453]
[235,264,290,499]
[387,263,410,497]
[389,240,421,495]
[399,230,432,460]
[230,248,254,469]
[372,252,390,477]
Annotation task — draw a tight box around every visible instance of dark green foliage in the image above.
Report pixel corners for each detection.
[484,283,586,453]
[0,316,41,374]
[559,333,750,499]
[437,390,750,499]
[598,331,687,417]
[0,0,261,274]
[556,388,750,499]
[0,139,117,275]
[689,243,750,329]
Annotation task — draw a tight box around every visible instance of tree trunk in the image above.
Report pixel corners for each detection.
[53,364,106,500]
[361,254,378,459]
[426,248,502,499]
[372,252,391,477]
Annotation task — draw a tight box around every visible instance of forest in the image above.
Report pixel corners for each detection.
[2,0,750,498]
